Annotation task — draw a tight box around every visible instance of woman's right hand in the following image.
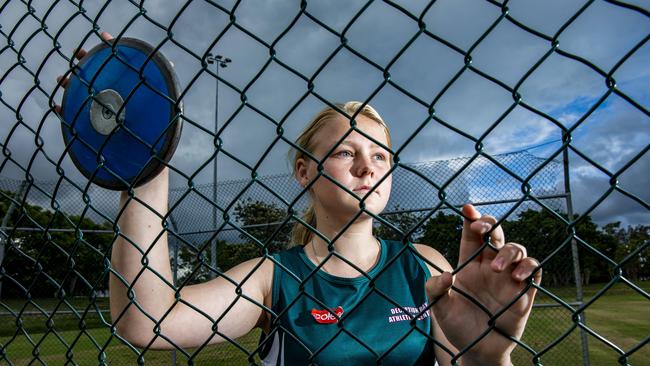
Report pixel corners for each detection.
[54,31,114,115]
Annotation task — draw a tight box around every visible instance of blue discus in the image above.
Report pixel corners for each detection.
[60,37,182,190]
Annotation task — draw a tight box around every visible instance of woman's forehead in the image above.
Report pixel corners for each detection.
[317,115,389,146]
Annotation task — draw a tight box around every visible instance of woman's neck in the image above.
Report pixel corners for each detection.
[306,215,381,277]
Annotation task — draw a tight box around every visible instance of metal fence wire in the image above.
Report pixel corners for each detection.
[0,0,648,365]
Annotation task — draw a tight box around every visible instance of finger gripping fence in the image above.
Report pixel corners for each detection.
[1,1,649,365]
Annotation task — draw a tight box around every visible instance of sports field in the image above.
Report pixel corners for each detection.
[1,282,647,365]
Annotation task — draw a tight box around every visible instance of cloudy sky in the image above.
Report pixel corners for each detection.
[0,0,648,227]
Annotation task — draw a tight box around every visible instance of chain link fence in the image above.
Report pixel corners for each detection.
[1,151,577,365]
[1,0,648,365]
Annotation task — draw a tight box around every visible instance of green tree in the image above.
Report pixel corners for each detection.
[173,199,291,285]
[573,216,617,286]
[233,198,291,252]
[418,211,463,267]
[174,240,216,285]
[217,242,263,272]
[374,206,424,242]
[603,222,649,281]
[174,240,265,286]
[1,192,113,298]
[624,225,650,280]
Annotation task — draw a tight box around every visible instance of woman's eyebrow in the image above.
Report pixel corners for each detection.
[333,141,354,148]
[334,139,387,149]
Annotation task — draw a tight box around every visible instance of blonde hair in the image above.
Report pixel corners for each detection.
[289,101,392,247]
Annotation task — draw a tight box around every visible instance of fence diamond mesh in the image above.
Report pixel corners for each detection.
[1,0,648,365]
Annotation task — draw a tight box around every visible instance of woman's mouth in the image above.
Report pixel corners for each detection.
[353,185,379,195]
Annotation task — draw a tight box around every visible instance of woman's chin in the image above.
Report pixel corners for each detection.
[336,202,387,221]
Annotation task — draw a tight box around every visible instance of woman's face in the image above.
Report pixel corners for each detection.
[296,114,393,222]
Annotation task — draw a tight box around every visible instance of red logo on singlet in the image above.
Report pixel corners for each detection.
[311,306,344,324]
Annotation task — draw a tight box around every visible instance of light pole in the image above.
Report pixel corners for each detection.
[206,53,231,278]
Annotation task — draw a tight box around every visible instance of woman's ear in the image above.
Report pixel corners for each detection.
[295,158,310,187]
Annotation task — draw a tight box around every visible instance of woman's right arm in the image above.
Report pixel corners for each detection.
[109,167,274,349]
[58,32,273,349]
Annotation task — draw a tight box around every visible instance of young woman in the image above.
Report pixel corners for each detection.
[60,33,541,365]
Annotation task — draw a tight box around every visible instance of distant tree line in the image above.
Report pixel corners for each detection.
[1,193,647,298]
[0,190,113,298]
[219,200,649,288]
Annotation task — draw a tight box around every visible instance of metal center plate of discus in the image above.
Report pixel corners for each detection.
[89,89,125,135]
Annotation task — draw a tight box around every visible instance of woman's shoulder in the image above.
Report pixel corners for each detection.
[376,238,452,275]
[410,243,453,275]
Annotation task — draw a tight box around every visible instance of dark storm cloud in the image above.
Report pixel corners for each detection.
[567,94,649,226]
[570,154,649,226]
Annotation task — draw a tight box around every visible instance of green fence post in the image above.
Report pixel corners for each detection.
[563,147,591,366]
[169,214,180,366]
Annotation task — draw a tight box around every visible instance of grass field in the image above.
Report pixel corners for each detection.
[1,282,647,365]
[511,281,649,365]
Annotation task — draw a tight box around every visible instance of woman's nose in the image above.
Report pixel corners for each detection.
[354,155,374,177]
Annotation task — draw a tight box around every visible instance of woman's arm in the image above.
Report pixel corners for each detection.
[109,167,274,349]
[56,32,274,350]
[413,204,540,366]
[412,244,457,366]
[414,243,513,366]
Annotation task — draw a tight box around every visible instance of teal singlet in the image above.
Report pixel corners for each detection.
[258,238,436,365]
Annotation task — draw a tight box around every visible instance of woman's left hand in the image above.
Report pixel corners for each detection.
[425,204,542,365]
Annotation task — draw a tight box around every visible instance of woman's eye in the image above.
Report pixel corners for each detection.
[336,150,353,157]
[374,153,386,161]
